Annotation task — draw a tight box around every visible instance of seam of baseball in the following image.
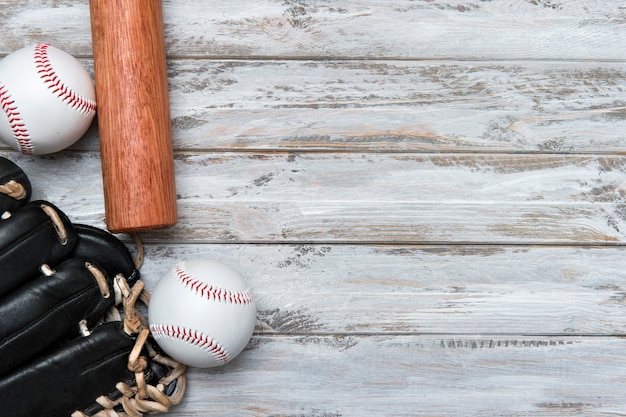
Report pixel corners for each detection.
[150,323,230,364]
[0,83,33,154]
[34,44,96,115]
[174,264,254,305]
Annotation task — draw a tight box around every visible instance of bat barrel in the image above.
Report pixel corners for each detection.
[90,0,177,233]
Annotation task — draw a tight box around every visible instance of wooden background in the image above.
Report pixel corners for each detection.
[2,0,626,415]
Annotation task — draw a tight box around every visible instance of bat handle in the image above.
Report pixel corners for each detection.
[90,0,177,233]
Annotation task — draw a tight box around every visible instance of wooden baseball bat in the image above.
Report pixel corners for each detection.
[90,0,177,233]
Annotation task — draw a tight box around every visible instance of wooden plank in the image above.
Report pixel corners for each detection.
[167,335,626,416]
[1,1,625,60]
[160,0,626,60]
[169,152,626,244]
[164,60,626,153]
[6,151,626,244]
[0,1,92,55]
[136,243,626,336]
[4,59,625,153]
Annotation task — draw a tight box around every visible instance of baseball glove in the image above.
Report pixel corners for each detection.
[0,157,186,417]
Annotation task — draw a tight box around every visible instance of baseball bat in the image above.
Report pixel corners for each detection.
[90,0,177,233]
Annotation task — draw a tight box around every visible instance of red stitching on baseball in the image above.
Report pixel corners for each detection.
[34,44,96,115]
[0,83,34,155]
[174,264,254,305]
[150,323,230,364]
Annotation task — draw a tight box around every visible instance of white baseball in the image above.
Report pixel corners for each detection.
[148,259,257,368]
[0,44,96,155]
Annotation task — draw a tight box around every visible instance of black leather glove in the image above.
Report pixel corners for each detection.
[0,200,77,295]
[0,156,186,417]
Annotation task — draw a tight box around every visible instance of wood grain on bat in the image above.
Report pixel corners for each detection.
[90,0,177,233]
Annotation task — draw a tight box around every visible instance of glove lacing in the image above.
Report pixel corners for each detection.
[72,261,187,417]
[0,179,27,200]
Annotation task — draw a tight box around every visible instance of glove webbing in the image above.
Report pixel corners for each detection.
[72,275,186,417]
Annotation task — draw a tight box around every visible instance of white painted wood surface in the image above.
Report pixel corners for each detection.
[1,1,626,415]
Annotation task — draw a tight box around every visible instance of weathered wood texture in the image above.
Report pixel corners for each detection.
[4,60,626,153]
[1,0,625,60]
[1,0,625,416]
[136,243,626,336]
[177,335,626,417]
[7,152,626,244]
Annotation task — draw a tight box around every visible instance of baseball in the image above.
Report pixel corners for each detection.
[0,44,96,155]
[148,259,257,368]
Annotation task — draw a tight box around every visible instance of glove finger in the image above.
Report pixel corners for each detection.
[0,157,31,214]
[0,257,115,375]
[72,224,140,286]
[0,200,77,297]
[0,321,136,417]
